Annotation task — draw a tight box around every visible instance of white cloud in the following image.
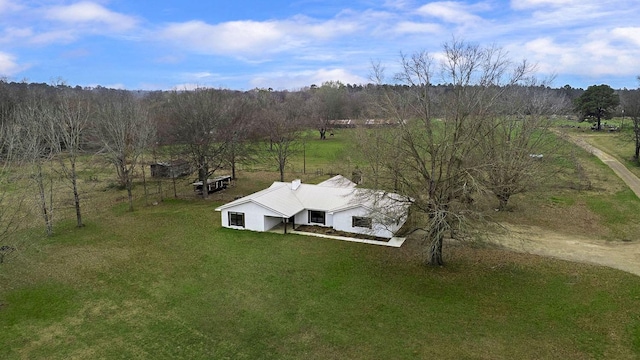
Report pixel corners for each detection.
[45,1,138,32]
[30,29,77,45]
[157,16,359,57]
[416,1,485,24]
[249,68,367,90]
[297,16,360,40]
[159,20,285,55]
[383,0,412,10]
[190,72,215,79]
[511,0,583,10]
[0,51,25,76]
[0,1,141,46]
[514,32,640,79]
[0,0,22,13]
[395,21,441,34]
[611,27,640,47]
[510,0,603,27]
[0,27,33,43]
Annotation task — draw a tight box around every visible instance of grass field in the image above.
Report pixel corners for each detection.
[1,127,640,359]
[1,199,640,359]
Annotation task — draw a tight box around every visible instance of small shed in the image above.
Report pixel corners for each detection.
[150,160,192,178]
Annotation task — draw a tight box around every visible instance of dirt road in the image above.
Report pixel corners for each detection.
[491,133,640,276]
[489,224,640,276]
[564,133,640,198]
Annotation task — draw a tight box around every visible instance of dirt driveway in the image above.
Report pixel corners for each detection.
[489,224,640,276]
[490,133,640,276]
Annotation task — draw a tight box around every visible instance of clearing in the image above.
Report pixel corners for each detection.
[491,133,640,276]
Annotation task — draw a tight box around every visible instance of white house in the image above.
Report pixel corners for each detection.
[214,175,410,239]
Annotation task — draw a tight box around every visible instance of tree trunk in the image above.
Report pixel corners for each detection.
[36,165,53,237]
[126,180,134,212]
[426,209,447,266]
[152,148,163,202]
[497,193,510,211]
[71,161,83,227]
[230,146,237,180]
[199,158,208,199]
[170,152,177,198]
[634,120,640,162]
[172,175,177,198]
[141,154,148,206]
[278,157,285,182]
[428,233,444,266]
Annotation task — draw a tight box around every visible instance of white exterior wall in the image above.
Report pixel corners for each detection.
[294,210,308,225]
[218,201,407,239]
[219,202,283,232]
[332,207,399,239]
[325,213,334,227]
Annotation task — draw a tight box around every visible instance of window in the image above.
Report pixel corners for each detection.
[229,212,245,227]
[308,210,325,225]
[352,216,372,229]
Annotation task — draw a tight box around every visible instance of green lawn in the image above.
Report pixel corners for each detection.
[2,127,640,359]
[1,199,640,359]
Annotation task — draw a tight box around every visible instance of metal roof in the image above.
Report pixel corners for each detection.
[215,178,409,219]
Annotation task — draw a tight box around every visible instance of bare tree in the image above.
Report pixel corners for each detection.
[14,95,56,236]
[478,80,567,210]
[169,88,232,198]
[362,40,534,266]
[223,93,256,180]
[310,81,347,140]
[260,91,305,182]
[95,91,155,211]
[49,89,92,227]
[0,111,24,257]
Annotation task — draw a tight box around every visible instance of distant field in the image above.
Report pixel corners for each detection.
[1,126,640,359]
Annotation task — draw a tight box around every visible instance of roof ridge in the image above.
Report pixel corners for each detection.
[214,182,289,210]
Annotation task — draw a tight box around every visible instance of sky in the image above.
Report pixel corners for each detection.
[0,0,639,91]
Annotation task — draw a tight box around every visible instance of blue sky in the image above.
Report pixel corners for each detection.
[1,0,639,90]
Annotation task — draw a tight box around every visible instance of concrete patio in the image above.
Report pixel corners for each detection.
[269,223,406,248]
